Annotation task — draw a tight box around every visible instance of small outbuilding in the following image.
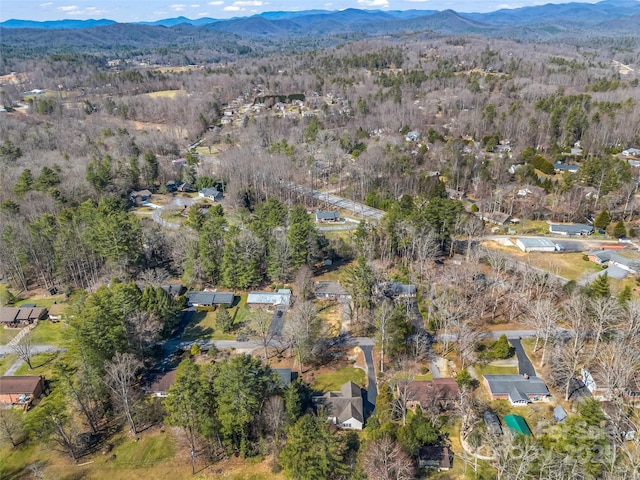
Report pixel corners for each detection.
[515,238,558,253]
[0,376,45,408]
[553,405,568,423]
[504,414,532,436]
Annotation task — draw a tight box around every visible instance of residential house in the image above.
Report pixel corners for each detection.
[172,158,187,169]
[516,185,546,198]
[446,188,465,200]
[404,379,460,411]
[198,187,223,201]
[274,368,296,387]
[186,291,234,308]
[588,250,640,278]
[548,222,593,236]
[47,303,67,322]
[554,162,580,173]
[515,238,559,253]
[622,148,640,157]
[129,189,152,205]
[0,306,47,328]
[418,446,452,471]
[375,282,417,299]
[602,401,638,441]
[405,131,420,142]
[0,375,45,408]
[580,366,629,400]
[314,281,350,300]
[247,289,292,307]
[142,370,176,398]
[314,381,365,430]
[483,374,551,406]
[553,405,568,423]
[504,414,532,436]
[482,212,512,226]
[161,284,186,297]
[484,411,503,434]
[177,182,193,192]
[315,211,340,223]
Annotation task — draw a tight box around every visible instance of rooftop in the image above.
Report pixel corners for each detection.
[504,414,532,436]
[483,374,550,399]
[516,238,557,248]
[247,289,292,306]
[549,222,593,235]
[0,376,44,395]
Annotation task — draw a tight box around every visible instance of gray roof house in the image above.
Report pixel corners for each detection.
[130,189,152,205]
[548,222,593,236]
[314,381,365,430]
[483,374,551,406]
[482,212,512,226]
[247,289,292,306]
[199,187,223,201]
[186,291,234,307]
[314,281,350,300]
[588,250,640,277]
[315,211,340,222]
[375,282,416,298]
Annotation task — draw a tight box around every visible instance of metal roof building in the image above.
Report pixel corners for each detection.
[504,414,532,436]
[515,238,558,252]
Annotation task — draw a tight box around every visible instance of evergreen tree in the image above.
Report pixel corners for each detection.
[287,205,318,269]
[216,306,233,333]
[613,220,626,238]
[492,334,514,359]
[594,210,611,230]
[588,273,611,298]
[279,415,347,480]
[619,285,632,305]
[14,169,34,197]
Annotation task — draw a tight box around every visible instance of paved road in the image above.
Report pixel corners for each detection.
[349,337,377,409]
[0,345,61,355]
[286,183,385,222]
[509,338,536,377]
[268,306,287,337]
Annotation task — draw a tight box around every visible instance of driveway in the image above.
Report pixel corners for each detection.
[509,338,536,377]
[352,337,377,410]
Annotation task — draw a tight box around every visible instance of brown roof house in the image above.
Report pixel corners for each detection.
[418,446,452,471]
[0,306,47,328]
[314,381,365,430]
[142,370,177,398]
[47,303,67,322]
[404,379,461,412]
[0,376,45,408]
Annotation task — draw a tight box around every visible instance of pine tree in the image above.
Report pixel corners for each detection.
[492,334,514,359]
[613,220,626,238]
[216,306,233,333]
[588,273,611,298]
[594,210,611,230]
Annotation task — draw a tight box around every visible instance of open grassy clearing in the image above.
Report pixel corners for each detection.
[311,366,366,392]
[14,351,64,376]
[474,364,519,377]
[28,320,69,345]
[181,311,235,341]
[436,418,466,479]
[316,301,342,336]
[489,399,555,435]
[143,89,184,99]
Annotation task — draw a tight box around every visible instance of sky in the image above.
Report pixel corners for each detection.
[0,0,601,22]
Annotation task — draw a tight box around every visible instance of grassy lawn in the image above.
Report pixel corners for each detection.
[109,431,176,468]
[0,354,18,375]
[474,364,519,377]
[415,372,434,381]
[14,294,66,309]
[144,89,183,99]
[14,351,64,376]
[316,302,342,336]
[0,327,19,345]
[28,320,69,345]
[311,367,366,392]
[181,311,235,341]
[230,294,252,326]
[436,418,466,479]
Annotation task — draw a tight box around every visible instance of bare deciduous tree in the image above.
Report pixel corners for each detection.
[104,352,142,435]
[10,332,34,370]
[0,408,26,448]
[362,436,415,480]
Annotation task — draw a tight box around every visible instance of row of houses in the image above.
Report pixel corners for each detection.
[185,289,293,308]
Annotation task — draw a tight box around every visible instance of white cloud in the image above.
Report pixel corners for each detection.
[58,5,80,12]
[223,5,241,10]
[357,0,389,6]
[40,2,53,6]
[233,0,262,6]
[208,1,224,4]
[170,4,187,11]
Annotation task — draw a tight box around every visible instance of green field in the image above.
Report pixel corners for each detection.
[28,320,69,345]
[474,364,519,377]
[144,89,183,99]
[311,367,366,392]
[0,328,19,345]
[14,351,63,376]
[181,311,235,341]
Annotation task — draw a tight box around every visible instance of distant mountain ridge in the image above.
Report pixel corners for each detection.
[1,0,640,42]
